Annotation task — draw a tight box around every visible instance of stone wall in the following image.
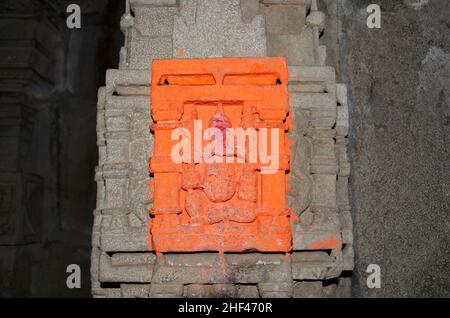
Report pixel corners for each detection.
[337,0,450,297]
[0,0,123,297]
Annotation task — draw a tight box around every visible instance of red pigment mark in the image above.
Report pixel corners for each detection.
[290,209,299,223]
[199,268,207,280]
[210,107,231,148]
[147,179,154,201]
[308,236,342,250]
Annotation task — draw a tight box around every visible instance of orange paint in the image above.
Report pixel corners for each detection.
[149,57,292,253]
[308,236,342,250]
[146,220,153,251]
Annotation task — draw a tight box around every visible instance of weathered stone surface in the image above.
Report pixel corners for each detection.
[264,4,306,35]
[339,0,450,297]
[92,0,352,298]
[121,284,151,298]
[267,31,316,65]
[151,253,292,285]
[173,0,267,58]
[211,284,238,298]
[149,283,184,298]
[293,281,324,298]
[291,251,343,280]
[99,252,154,282]
[238,285,260,298]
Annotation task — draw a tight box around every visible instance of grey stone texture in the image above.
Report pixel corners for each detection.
[337,0,449,297]
[173,0,267,58]
[93,0,352,298]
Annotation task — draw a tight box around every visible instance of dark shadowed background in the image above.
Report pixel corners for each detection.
[0,0,124,297]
